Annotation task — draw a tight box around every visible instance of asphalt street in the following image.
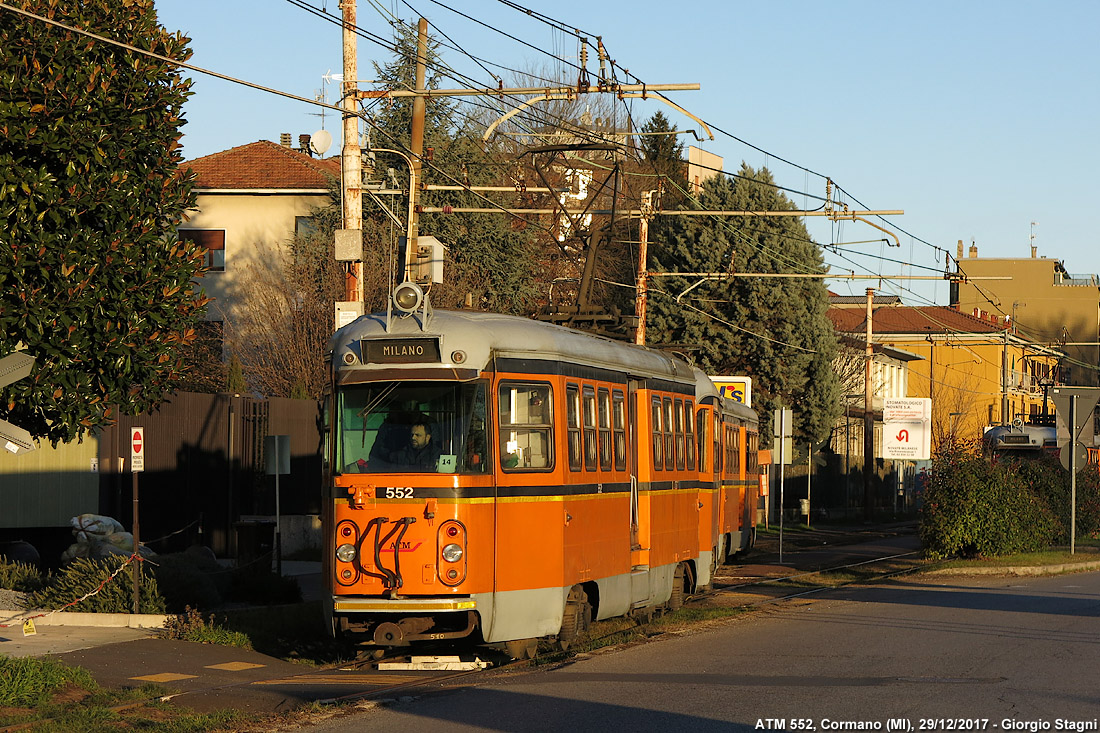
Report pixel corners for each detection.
[303,566,1100,731]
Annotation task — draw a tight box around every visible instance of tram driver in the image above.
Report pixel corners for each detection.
[373,418,441,472]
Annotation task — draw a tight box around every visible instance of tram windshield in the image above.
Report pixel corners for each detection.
[337,381,488,474]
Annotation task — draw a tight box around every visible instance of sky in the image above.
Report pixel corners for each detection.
[156,0,1100,308]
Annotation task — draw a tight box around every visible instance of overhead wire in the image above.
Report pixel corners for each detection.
[17,0,1053,369]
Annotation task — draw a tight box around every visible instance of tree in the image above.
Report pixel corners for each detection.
[638,111,687,209]
[645,165,841,443]
[219,190,344,399]
[362,24,540,315]
[0,1,206,443]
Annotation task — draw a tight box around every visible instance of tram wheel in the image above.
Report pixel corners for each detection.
[558,585,591,650]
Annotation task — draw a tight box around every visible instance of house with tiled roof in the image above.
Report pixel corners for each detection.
[179,138,339,327]
[828,300,1064,449]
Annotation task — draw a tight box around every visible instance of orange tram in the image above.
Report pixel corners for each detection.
[323,308,761,657]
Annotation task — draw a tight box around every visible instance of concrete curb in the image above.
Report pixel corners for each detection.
[921,559,1100,577]
[0,609,167,629]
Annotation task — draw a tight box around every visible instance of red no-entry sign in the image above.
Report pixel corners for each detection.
[131,427,144,473]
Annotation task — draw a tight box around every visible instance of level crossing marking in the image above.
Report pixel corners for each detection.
[253,672,427,686]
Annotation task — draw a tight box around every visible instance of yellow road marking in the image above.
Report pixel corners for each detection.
[130,672,198,683]
[204,662,266,671]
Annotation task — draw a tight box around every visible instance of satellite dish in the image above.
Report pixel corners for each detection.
[310,129,333,156]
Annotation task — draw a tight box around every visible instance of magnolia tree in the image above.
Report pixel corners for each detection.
[0,1,206,443]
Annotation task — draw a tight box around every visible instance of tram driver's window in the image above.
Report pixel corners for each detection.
[498,383,553,470]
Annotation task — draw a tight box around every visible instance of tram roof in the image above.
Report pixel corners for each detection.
[332,309,700,386]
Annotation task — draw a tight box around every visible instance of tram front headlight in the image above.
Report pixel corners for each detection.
[441,543,463,563]
[393,281,424,313]
[336,543,357,563]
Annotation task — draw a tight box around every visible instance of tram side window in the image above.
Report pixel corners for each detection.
[696,409,708,473]
[674,398,685,470]
[713,415,722,474]
[725,425,735,478]
[684,400,695,470]
[748,430,758,471]
[612,390,626,471]
[566,384,582,471]
[663,398,675,472]
[598,388,613,471]
[499,383,553,470]
[731,425,741,475]
[651,397,664,469]
[583,386,597,471]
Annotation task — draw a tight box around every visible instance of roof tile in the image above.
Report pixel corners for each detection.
[182,140,339,190]
[828,305,1006,335]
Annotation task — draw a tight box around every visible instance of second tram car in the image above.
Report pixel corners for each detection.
[323,305,760,656]
[983,421,1058,462]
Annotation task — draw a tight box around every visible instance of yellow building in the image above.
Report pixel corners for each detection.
[830,303,1063,450]
[951,241,1100,387]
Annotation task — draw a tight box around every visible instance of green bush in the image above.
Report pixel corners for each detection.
[920,444,1058,559]
[25,556,166,614]
[1018,459,1100,542]
[0,555,45,592]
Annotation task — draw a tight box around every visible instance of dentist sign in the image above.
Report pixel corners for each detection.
[882,398,931,460]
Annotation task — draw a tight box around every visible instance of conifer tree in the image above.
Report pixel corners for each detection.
[645,165,841,442]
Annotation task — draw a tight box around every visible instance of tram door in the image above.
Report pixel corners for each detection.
[628,380,650,606]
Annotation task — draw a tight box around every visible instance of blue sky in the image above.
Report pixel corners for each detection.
[157,1,1099,307]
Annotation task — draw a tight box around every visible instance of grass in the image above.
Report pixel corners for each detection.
[0,655,251,731]
[929,541,1100,570]
[162,607,254,649]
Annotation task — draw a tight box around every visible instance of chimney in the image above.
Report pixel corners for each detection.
[968,241,978,258]
[957,239,963,261]
[1031,244,1037,258]
[279,133,291,147]
[299,134,312,156]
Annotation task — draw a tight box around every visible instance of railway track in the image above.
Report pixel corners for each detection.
[143,534,926,714]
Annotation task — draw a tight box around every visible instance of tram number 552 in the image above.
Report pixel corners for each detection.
[382,487,415,499]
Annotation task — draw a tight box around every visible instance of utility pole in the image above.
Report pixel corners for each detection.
[340,0,363,305]
[864,287,875,522]
[404,17,427,284]
[633,190,654,345]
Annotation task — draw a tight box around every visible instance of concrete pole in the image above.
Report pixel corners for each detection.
[864,287,875,521]
[341,0,362,303]
[633,214,649,345]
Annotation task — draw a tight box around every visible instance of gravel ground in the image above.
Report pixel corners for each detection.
[0,588,26,610]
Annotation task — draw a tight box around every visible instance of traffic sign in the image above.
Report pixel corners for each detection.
[130,427,144,473]
[1060,442,1089,472]
[1052,388,1100,450]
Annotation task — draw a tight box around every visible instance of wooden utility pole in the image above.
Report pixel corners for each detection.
[404,17,427,283]
[864,287,875,521]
